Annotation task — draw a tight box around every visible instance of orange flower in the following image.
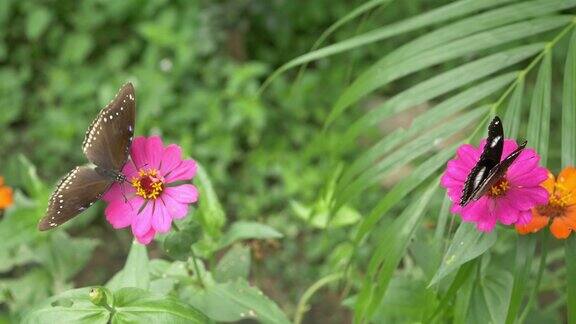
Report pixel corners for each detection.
[516,167,576,239]
[0,176,13,209]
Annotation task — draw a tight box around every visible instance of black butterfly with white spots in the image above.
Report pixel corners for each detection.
[459,116,526,207]
[38,83,136,230]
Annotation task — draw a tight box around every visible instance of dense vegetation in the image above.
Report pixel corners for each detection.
[1,0,576,323]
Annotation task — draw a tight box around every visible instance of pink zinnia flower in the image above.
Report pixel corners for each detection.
[441,139,548,232]
[103,136,198,244]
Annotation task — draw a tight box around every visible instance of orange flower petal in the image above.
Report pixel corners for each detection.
[516,214,549,235]
[557,167,576,203]
[550,217,572,239]
[541,171,556,194]
[0,186,13,209]
[563,206,576,228]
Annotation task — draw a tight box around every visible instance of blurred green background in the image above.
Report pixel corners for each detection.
[6,0,571,322]
[0,0,427,321]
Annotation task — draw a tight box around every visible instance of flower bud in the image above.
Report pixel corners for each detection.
[89,287,108,307]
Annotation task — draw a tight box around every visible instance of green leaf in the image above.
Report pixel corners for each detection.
[25,6,52,40]
[22,288,109,324]
[353,146,457,246]
[429,222,497,286]
[215,244,251,283]
[290,200,360,229]
[263,0,515,90]
[505,235,538,324]
[374,276,438,322]
[563,29,576,167]
[526,51,552,165]
[195,164,226,239]
[467,268,513,324]
[187,279,290,324]
[163,220,201,261]
[337,108,484,207]
[339,73,516,190]
[112,288,207,324]
[330,14,570,126]
[566,236,576,323]
[503,77,525,139]
[219,221,283,248]
[428,261,476,322]
[354,181,438,323]
[107,241,149,290]
[35,231,98,282]
[348,43,544,139]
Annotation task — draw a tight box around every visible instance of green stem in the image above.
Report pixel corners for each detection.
[174,222,206,288]
[293,273,343,324]
[190,246,206,288]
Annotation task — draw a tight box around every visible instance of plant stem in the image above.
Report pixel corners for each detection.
[293,273,343,324]
[190,246,206,288]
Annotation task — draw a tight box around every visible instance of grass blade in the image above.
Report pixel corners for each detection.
[261,0,514,92]
[328,14,571,126]
[344,43,544,143]
[339,73,517,190]
[504,235,538,324]
[563,29,576,167]
[503,77,525,139]
[526,51,552,165]
[354,181,439,323]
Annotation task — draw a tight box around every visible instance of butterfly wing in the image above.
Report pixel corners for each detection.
[469,140,527,201]
[459,116,504,206]
[82,83,135,171]
[38,166,113,231]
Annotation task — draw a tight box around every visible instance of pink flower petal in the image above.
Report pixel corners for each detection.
[105,196,143,229]
[102,182,136,203]
[131,201,154,237]
[456,144,481,168]
[507,187,549,210]
[164,185,198,204]
[494,199,518,225]
[160,144,183,176]
[130,137,148,169]
[145,136,164,169]
[476,217,497,232]
[135,227,156,245]
[122,161,138,179]
[461,197,488,222]
[160,193,189,219]
[516,209,532,225]
[151,202,172,233]
[165,159,197,183]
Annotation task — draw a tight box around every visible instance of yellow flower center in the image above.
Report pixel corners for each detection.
[537,184,571,218]
[488,178,510,198]
[131,169,164,200]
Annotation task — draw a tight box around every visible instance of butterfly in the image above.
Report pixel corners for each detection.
[38,83,136,231]
[459,116,526,207]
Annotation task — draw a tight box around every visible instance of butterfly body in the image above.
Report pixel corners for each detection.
[459,116,526,207]
[38,83,135,231]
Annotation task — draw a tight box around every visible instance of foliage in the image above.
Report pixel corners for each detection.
[1,0,576,323]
